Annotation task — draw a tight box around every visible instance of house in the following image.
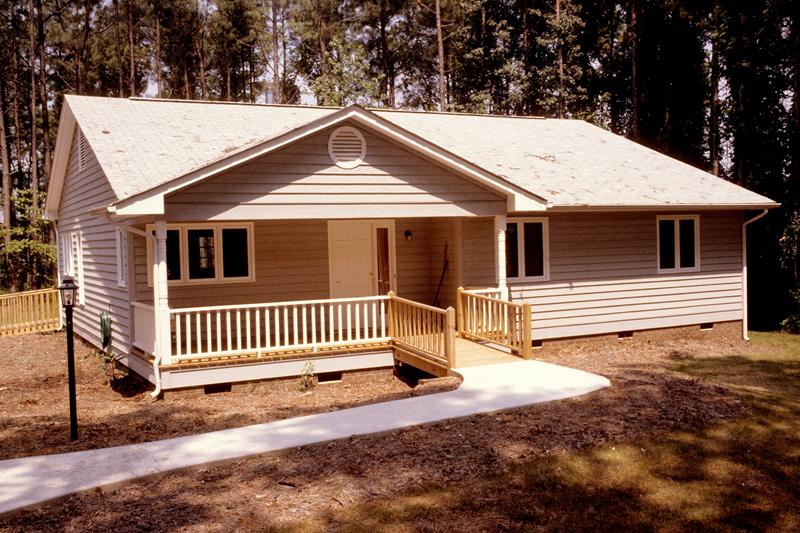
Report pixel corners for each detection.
[45,95,777,394]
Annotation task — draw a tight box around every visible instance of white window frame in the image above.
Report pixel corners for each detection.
[506,217,550,282]
[61,232,74,277]
[146,222,256,286]
[73,231,85,305]
[116,228,129,288]
[657,214,701,273]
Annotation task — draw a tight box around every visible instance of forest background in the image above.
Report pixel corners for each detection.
[0,0,798,329]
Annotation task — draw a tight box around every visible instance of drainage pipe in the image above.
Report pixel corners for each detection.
[741,209,769,341]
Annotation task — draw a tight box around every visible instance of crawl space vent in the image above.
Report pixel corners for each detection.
[328,126,366,169]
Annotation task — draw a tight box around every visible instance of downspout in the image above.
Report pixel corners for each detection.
[741,209,769,341]
[97,213,163,398]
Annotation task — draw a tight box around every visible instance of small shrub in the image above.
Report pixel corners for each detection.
[781,313,800,334]
[298,361,315,392]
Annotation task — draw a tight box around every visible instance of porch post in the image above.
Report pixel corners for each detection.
[154,221,172,365]
[494,215,508,299]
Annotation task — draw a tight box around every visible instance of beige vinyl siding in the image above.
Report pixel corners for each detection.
[163,122,506,221]
[134,217,464,310]
[461,217,496,288]
[509,211,744,339]
[57,127,129,351]
[134,220,330,308]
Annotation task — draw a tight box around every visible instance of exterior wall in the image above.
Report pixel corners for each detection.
[163,122,506,221]
[509,211,744,339]
[461,217,497,288]
[134,219,330,307]
[56,128,130,352]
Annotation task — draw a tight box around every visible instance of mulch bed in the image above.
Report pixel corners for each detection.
[0,332,458,460]
[0,329,755,532]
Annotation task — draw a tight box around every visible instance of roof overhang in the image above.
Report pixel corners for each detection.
[109,104,548,217]
[542,203,781,213]
[44,101,77,221]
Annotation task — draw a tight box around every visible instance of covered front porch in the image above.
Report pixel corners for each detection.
[126,216,528,389]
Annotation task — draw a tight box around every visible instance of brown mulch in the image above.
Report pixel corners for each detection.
[0,332,458,460]
[0,329,756,532]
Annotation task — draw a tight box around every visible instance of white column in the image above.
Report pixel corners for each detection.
[494,215,508,299]
[154,221,172,365]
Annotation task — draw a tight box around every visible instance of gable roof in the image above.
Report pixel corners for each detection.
[45,95,777,219]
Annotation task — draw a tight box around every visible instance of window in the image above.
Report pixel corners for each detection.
[147,223,254,286]
[657,215,700,272]
[115,228,129,288]
[61,232,74,277]
[505,218,549,281]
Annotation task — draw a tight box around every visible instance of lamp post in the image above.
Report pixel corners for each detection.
[58,276,79,441]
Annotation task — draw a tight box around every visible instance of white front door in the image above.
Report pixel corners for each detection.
[328,220,396,298]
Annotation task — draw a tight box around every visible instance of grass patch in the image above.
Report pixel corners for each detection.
[286,332,800,532]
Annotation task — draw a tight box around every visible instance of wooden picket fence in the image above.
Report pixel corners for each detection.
[0,288,62,337]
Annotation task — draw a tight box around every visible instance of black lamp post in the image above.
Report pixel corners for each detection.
[58,276,79,441]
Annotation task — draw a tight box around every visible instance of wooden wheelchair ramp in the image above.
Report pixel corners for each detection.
[453,338,522,367]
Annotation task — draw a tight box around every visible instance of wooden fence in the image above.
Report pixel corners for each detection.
[457,287,532,359]
[0,288,61,337]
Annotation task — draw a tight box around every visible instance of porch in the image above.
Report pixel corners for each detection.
[129,288,532,389]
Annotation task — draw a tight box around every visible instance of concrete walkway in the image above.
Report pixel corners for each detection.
[0,359,610,515]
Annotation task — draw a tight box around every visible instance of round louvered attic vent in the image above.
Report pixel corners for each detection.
[328,126,366,169]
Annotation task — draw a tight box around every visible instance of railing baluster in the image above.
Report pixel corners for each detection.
[246,310,252,350]
[175,314,182,357]
[311,305,317,346]
[302,305,308,345]
[235,310,242,351]
[284,306,290,347]
[292,305,298,345]
[320,304,326,343]
[186,313,192,356]
[255,308,261,352]
[355,302,361,341]
[206,312,212,354]
[195,313,201,355]
[226,310,232,352]
[216,311,222,353]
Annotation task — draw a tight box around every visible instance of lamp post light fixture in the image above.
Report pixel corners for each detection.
[58,276,79,441]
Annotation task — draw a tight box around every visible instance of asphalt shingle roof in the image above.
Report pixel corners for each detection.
[64,95,776,208]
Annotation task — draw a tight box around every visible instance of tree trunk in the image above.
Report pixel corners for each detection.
[126,0,135,96]
[379,0,395,107]
[11,50,23,175]
[28,0,39,210]
[196,0,207,99]
[556,0,564,118]
[155,3,162,98]
[630,0,639,139]
[435,0,446,111]
[36,0,51,187]
[225,44,232,101]
[709,1,721,176]
[112,0,125,96]
[0,76,14,291]
[272,0,281,104]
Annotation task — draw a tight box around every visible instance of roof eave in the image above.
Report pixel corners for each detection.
[542,202,781,213]
[43,100,76,221]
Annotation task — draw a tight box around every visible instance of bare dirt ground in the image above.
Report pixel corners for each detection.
[0,329,762,532]
[0,332,457,460]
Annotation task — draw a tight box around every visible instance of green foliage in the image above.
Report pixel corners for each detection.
[0,190,55,291]
[309,37,380,106]
[298,361,315,392]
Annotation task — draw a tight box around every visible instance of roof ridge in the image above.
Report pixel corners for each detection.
[126,95,550,121]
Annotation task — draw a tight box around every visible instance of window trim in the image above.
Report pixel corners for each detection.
[656,215,701,274]
[116,228,128,288]
[146,222,256,286]
[61,232,74,277]
[506,217,550,282]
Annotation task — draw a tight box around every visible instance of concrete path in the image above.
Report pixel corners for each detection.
[0,359,609,515]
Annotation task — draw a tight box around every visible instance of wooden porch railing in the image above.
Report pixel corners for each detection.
[0,288,61,337]
[169,295,391,360]
[457,287,532,359]
[388,291,455,371]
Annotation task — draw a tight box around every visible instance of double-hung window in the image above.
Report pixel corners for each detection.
[657,215,700,272]
[505,218,549,281]
[147,222,255,285]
